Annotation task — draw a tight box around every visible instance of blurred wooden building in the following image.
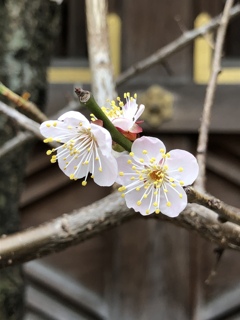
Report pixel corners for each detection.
[21,1,240,319]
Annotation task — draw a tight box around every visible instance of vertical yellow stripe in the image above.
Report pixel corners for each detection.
[194,13,212,84]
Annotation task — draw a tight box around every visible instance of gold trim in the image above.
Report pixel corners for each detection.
[194,12,240,84]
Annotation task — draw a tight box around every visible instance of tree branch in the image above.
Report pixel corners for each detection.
[116,3,240,86]
[195,0,234,191]
[0,82,48,123]
[85,0,117,105]
[0,101,43,139]
[1,191,240,268]
[186,187,240,226]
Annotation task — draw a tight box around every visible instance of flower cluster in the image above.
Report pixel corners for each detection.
[98,92,144,141]
[40,93,199,218]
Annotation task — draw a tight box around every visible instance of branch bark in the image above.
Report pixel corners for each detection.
[1,191,240,269]
[186,187,240,225]
[116,3,240,86]
[195,0,234,192]
[85,0,117,105]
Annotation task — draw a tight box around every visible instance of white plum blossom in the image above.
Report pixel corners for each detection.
[116,136,199,217]
[40,111,118,187]
[99,92,145,140]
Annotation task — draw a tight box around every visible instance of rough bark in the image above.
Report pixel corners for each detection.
[0,1,60,319]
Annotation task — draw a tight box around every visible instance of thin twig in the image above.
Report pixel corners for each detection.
[195,0,234,192]
[186,187,240,226]
[0,101,43,139]
[0,82,48,123]
[116,4,240,86]
[205,247,224,285]
[1,191,240,268]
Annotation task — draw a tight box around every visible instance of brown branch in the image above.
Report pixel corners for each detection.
[186,187,240,226]
[1,191,240,268]
[195,0,234,192]
[116,3,240,86]
[0,82,48,123]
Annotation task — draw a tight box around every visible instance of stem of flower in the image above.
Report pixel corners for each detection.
[75,88,132,152]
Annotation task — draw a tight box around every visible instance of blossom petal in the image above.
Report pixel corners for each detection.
[132,136,166,163]
[112,118,133,131]
[40,120,76,143]
[159,184,187,217]
[58,111,88,122]
[91,152,118,186]
[166,150,199,185]
[124,187,156,216]
[122,99,138,119]
[133,104,145,122]
[91,123,113,156]
[116,154,137,184]
[130,123,143,133]
[57,147,89,179]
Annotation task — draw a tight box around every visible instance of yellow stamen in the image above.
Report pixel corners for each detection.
[118,186,126,192]
[43,137,53,143]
